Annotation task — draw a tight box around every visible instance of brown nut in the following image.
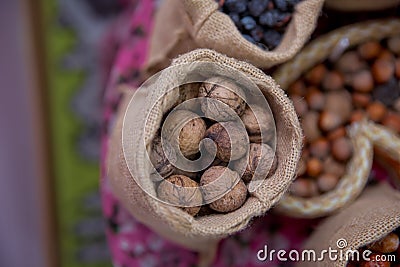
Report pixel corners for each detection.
[366,101,387,123]
[360,253,390,267]
[323,157,346,177]
[305,64,327,85]
[306,87,326,111]
[291,95,308,117]
[350,110,367,123]
[302,111,321,142]
[352,92,371,108]
[332,137,353,162]
[382,112,400,133]
[325,91,353,123]
[204,122,248,162]
[317,173,339,193]
[306,157,323,177]
[352,70,374,93]
[157,175,203,216]
[200,166,247,212]
[232,143,276,183]
[309,138,330,159]
[372,58,395,84]
[289,80,306,95]
[336,51,366,73]
[394,98,400,112]
[199,76,246,121]
[240,105,275,143]
[327,127,346,141]
[358,41,382,60]
[150,135,175,178]
[388,36,400,55]
[290,178,318,198]
[395,58,400,78]
[297,156,307,176]
[319,111,342,132]
[322,71,344,91]
[368,233,399,253]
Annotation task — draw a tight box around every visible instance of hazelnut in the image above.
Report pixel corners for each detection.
[200,166,247,212]
[289,80,306,95]
[306,87,326,111]
[162,110,206,157]
[204,122,248,162]
[240,105,275,144]
[232,143,276,183]
[199,76,246,121]
[309,138,330,159]
[336,51,366,73]
[317,173,339,192]
[150,135,175,178]
[322,71,344,91]
[366,101,387,123]
[305,64,327,85]
[395,58,400,78]
[302,111,321,142]
[367,233,399,254]
[332,137,353,162]
[325,91,352,122]
[358,41,382,60]
[388,36,400,55]
[306,157,323,177]
[394,98,400,112]
[350,110,366,123]
[319,111,342,132]
[352,92,371,108]
[382,112,400,133]
[323,157,346,177]
[352,70,374,93]
[327,127,346,141]
[297,156,307,176]
[290,178,318,198]
[157,175,203,216]
[372,58,395,84]
[291,95,308,117]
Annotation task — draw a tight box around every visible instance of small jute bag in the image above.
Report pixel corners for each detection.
[273,19,400,218]
[298,183,400,267]
[108,49,302,266]
[144,0,324,74]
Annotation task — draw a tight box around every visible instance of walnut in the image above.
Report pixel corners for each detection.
[203,122,248,162]
[233,143,277,183]
[162,109,206,158]
[200,166,247,213]
[149,135,175,178]
[241,105,275,144]
[157,175,203,216]
[199,76,246,121]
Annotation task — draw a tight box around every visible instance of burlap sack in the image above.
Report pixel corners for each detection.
[298,183,400,267]
[108,49,302,266]
[182,0,324,69]
[325,0,400,11]
[273,19,400,218]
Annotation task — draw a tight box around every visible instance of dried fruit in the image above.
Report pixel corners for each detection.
[372,58,395,84]
[366,101,387,123]
[358,41,382,60]
[352,70,374,93]
[367,233,399,254]
[306,157,323,177]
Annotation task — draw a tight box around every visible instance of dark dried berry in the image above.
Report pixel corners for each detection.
[263,30,282,49]
[259,10,279,27]
[224,0,247,13]
[250,26,264,42]
[241,16,257,30]
[248,0,269,17]
[229,12,241,26]
[372,78,400,107]
[243,34,256,43]
[274,0,288,11]
[276,12,291,27]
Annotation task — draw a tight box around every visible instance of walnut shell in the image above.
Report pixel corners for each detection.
[149,135,175,178]
[232,143,276,183]
[157,175,203,216]
[241,105,275,144]
[204,122,248,162]
[200,166,247,212]
[199,77,246,121]
[162,110,206,157]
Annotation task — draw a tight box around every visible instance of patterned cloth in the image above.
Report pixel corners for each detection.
[99,1,389,266]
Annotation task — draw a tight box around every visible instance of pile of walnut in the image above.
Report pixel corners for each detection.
[288,36,400,197]
[347,227,399,267]
[150,77,277,216]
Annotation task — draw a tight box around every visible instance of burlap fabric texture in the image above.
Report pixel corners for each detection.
[108,49,302,266]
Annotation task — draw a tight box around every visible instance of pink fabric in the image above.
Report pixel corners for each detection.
[100,1,393,266]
